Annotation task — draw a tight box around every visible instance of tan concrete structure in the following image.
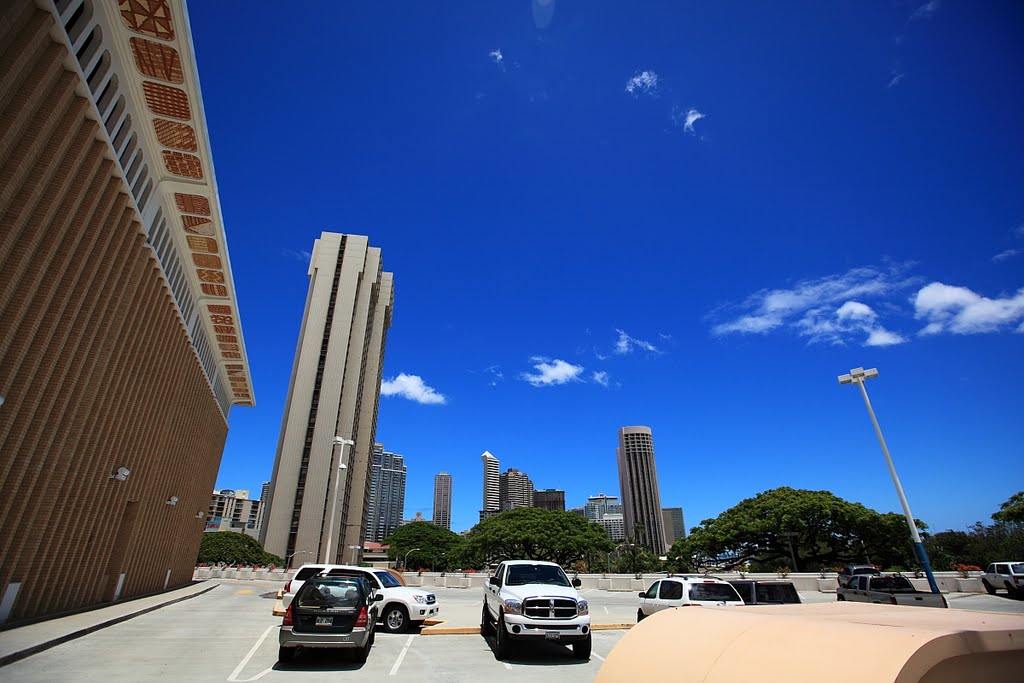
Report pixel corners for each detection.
[499,467,534,510]
[596,602,1024,682]
[0,0,253,624]
[661,506,685,548]
[261,233,393,566]
[433,472,452,529]
[617,426,666,553]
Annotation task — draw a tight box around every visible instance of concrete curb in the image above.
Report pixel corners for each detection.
[421,622,634,636]
[0,583,220,668]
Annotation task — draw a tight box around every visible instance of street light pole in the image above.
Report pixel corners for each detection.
[322,436,355,563]
[286,550,311,567]
[403,547,420,571]
[348,545,361,565]
[838,367,940,594]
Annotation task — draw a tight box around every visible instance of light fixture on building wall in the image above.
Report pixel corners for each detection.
[110,466,131,481]
[166,496,179,506]
[196,511,205,518]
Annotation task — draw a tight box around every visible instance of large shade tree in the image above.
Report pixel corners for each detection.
[383,521,464,572]
[196,532,283,566]
[672,487,923,572]
[463,507,615,567]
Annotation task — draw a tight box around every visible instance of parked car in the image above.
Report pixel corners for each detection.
[482,560,591,660]
[278,575,382,662]
[981,562,1024,598]
[837,574,947,608]
[727,580,802,605]
[836,565,881,588]
[637,575,743,621]
[282,564,438,632]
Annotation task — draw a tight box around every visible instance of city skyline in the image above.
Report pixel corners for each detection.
[194,2,1024,537]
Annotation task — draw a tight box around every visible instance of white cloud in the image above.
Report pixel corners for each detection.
[910,0,940,20]
[592,371,610,387]
[671,105,706,134]
[489,49,503,65]
[380,373,447,404]
[281,248,312,262]
[866,329,907,346]
[520,357,585,387]
[887,71,905,88]
[482,365,504,386]
[614,329,659,354]
[625,70,659,97]
[711,266,918,346]
[993,249,1020,262]
[914,282,1024,335]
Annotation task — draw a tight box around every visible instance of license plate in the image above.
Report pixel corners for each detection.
[316,616,333,626]
[544,632,561,641]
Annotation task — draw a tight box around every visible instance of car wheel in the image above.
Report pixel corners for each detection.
[982,580,996,595]
[636,608,645,622]
[278,646,295,663]
[382,604,409,633]
[572,633,592,660]
[495,612,511,659]
[352,637,372,663]
[836,594,846,601]
[481,602,494,635]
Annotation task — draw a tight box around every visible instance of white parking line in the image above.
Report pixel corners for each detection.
[592,652,606,662]
[603,605,608,614]
[503,661,512,670]
[227,624,275,682]
[388,634,415,676]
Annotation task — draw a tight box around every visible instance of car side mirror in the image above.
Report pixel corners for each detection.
[489,576,500,586]
[373,593,384,602]
[572,578,582,588]
[638,591,646,598]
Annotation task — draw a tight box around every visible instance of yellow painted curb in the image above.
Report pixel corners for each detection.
[422,625,480,635]
[592,623,633,631]
[272,601,285,617]
[423,618,445,626]
[276,589,283,599]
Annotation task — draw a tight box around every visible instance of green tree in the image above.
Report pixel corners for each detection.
[383,521,464,572]
[612,538,661,574]
[463,507,614,567]
[685,487,922,571]
[992,491,1024,525]
[196,532,283,566]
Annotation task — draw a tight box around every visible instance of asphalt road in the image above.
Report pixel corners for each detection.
[2,580,1021,682]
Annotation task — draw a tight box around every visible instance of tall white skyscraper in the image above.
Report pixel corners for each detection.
[481,451,499,517]
[617,426,667,553]
[433,472,452,530]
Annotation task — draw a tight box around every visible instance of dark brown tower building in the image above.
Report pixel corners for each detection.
[0,0,253,624]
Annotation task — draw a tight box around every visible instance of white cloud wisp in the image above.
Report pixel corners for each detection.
[380,373,447,405]
[625,70,659,97]
[914,283,1024,335]
[592,371,610,387]
[614,329,659,354]
[520,357,585,387]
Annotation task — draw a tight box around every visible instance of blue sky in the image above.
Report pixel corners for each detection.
[191,1,1024,536]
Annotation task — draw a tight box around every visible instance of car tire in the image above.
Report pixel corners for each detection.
[636,608,645,622]
[982,580,996,595]
[495,612,511,659]
[481,603,494,636]
[836,594,846,601]
[278,646,295,663]
[572,633,592,660]
[382,604,409,633]
[352,636,372,663]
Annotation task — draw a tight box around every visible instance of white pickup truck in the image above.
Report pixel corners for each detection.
[482,560,591,660]
[837,574,947,608]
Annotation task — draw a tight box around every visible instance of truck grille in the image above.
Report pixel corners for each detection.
[425,594,436,605]
[523,597,578,619]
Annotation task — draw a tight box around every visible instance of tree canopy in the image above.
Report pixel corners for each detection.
[196,532,283,566]
[383,521,464,572]
[992,491,1024,525]
[672,487,923,572]
[463,507,615,567]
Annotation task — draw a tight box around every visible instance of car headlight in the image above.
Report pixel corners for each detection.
[576,600,589,615]
[503,599,523,615]
[413,595,427,604]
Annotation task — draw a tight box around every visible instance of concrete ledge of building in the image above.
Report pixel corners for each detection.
[0,582,219,668]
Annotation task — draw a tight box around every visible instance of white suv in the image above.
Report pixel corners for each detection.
[636,575,743,621]
[482,560,591,659]
[982,562,1024,598]
[282,564,438,632]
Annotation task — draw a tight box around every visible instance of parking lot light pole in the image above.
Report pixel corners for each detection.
[348,545,361,565]
[838,367,940,594]
[286,550,311,567]
[403,548,420,571]
[323,436,355,563]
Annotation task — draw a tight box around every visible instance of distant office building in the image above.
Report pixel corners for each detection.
[403,512,426,525]
[206,490,262,538]
[479,509,501,522]
[568,506,587,517]
[617,426,667,553]
[365,444,407,542]
[595,514,626,542]
[262,233,393,565]
[433,472,452,529]
[258,481,271,533]
[533,489,565,511]
[662,507,686,548]
[585,494,623,521]
[480,451,499,518]
[0,0,255,624]
[500,468,534,510]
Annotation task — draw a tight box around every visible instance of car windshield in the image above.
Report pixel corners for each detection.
[1011,563,1024,574]
[689,584,742,602]
[375,571,402,588]
[506,564,571,586]
[296,579,364,609]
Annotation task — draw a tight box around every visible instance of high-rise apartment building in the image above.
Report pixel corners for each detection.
[533,489,565,511]
[433,472,452,529]
[206,489,261,537]
[617,426,667,553]
[365,444,406,542]
[585,494,623,521]
[258,481,271,533]
[499,468,534,510]
[595,514,626,542]
[480,451,499,516]
[0,0,254,624]
[262,233,393,565]
[662,507,686,549]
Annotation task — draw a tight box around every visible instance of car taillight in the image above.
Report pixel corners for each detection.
[284,580,291,593]
[282,604,293,626]
[354,607,368,627]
